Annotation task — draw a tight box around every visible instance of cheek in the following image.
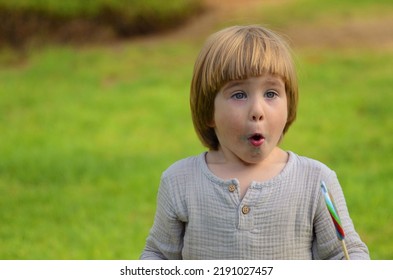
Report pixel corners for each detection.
[282,108,289,125]
[269,104,288,133]
[213,108,241,135]
[279,99,289,126]
[215,107,243,126]
[211,102,229,128]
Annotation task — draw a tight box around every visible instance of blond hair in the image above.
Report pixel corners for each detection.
[190,25,298,150]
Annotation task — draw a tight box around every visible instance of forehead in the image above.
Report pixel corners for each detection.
[220,74,285,93]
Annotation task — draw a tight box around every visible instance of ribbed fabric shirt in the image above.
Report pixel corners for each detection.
[140,151,369,260]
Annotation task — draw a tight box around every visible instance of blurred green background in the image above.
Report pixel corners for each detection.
[0,0,392,259]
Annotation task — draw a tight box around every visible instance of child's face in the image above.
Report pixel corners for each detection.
[211,74,288,164]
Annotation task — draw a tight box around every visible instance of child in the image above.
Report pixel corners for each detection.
[140,25,369,259]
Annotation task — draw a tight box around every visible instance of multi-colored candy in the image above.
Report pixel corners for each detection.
[321,181,350,259]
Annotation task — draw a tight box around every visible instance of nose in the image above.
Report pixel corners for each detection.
[252,113,263,121]
[250,100,264,121]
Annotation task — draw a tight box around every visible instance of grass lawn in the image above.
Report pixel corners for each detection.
[0,0,392,259]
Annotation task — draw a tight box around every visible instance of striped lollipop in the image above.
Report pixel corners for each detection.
[320,181,350,260]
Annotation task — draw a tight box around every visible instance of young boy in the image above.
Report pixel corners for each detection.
[140,25,369,259]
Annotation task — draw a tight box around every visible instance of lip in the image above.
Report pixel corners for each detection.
[248,133,265,147]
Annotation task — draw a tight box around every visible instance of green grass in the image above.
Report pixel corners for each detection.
[0,0,202,46]
[256,0,393,27]
[0,0,392,259]
[0,42,203,259]
[0,0,200,18]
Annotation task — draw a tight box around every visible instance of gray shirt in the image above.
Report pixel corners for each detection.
[140,151,369,259]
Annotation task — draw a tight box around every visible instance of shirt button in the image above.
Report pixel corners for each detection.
[242,205,250,215]
[228,184,236,192]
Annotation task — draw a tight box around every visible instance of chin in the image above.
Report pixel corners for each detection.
[243,154,266,165]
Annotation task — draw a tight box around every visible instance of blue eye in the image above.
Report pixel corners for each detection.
[265,90,278,99]
[232,92,247,100]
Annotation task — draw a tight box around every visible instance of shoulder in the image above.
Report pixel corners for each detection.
[287,151,336,178]
[158,153,207,206]
[163,154,204,175]
[160,152,207,185]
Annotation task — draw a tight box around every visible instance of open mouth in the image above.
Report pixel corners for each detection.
[248,133,265,147]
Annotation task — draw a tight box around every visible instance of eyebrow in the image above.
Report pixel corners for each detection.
[221,81,244,91]
[265,78,285,87]
[222,77,284,91]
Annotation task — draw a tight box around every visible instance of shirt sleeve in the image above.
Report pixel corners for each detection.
[312,171,370,260]
[140,176,185,260]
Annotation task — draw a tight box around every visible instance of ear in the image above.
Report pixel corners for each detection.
[207,118,216,128]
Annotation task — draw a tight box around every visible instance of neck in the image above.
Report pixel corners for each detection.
[206,147,289,192]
